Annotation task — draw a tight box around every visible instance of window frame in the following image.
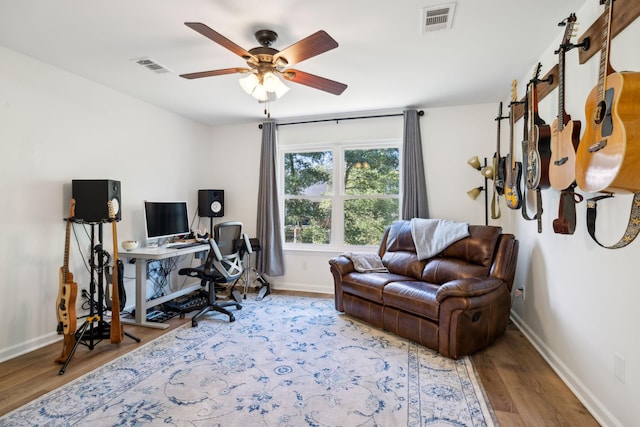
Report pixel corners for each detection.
[280,139,402,251]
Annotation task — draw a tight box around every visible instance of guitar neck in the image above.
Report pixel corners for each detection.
[598,0,614,102]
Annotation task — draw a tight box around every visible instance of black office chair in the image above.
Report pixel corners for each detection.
[178,221,244,326]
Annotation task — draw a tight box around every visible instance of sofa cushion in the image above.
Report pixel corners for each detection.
[341,272,415,304]
[422,258,491,284]
[383,280,440,320]
[385,220,416,252]
[440,225,501,267]
[381,251,426,278]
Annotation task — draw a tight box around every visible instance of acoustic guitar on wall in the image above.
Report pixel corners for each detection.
[575,0,640,193]
[55,199,78,364]
[504,80,523,210]
[549,13,582,191]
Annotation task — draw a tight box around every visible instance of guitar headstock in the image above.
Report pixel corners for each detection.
[107,200,115,221]
[532,62,542,82]
[68,199,76,219]
[559,13,578,46]
[511,80,517,102]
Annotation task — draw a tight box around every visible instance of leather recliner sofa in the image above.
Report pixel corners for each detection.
[329,220,519,359]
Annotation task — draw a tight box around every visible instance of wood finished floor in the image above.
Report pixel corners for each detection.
[0,292,599,425]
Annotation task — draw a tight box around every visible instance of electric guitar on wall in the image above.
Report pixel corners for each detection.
[575,0,640,193]
[493,102,507,196]
[549,13,582,191]
[524,63,552,191]
[504,80,522,209]
[108,201,124,344]
[55,199,78,364]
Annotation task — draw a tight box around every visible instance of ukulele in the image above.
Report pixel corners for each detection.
[576,0,640,193]
[504,80,522,210]
[493,102,507,196]
[55,199,78,364]
[549,14,582,191]
[108,201,124,344]
[524,63,552,191]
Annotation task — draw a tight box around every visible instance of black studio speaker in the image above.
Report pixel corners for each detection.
[198,189,224,217]
[72,179,122,222]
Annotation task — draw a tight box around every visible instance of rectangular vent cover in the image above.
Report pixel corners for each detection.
[132,57,171,74]
[422,3,456,33]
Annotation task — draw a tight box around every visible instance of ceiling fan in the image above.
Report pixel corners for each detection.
[180,23,348,101]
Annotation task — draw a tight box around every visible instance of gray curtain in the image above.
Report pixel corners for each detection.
[256,121,285,276]
[401,109,429,219]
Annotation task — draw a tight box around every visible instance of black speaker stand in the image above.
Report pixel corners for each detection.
[59,222,140,375]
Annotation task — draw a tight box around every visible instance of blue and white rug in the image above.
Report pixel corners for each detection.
[1,295,496,426]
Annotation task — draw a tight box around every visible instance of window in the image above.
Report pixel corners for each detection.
[282,143,400,248]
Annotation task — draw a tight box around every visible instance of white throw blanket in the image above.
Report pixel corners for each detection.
[410,218,469,260]
[341,251,388,273]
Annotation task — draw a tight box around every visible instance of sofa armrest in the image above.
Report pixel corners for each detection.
[435,277,505,302]
[328,255,356,276]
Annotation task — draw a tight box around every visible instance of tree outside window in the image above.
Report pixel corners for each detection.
[283,145,399,247]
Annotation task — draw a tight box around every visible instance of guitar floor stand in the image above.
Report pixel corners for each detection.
[231,238,271,302]
[59,222,140,375]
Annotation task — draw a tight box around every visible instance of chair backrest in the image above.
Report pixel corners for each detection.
[205,221,244,281]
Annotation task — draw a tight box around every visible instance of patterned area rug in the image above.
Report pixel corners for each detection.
[1,295,496,426]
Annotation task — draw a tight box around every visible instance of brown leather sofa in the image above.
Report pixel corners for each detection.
[329,220,518,359]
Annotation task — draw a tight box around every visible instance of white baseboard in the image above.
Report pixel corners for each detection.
[510,312,620,427]
[0,331,60,364]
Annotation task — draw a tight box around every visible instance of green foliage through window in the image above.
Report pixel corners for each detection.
[283,146,400,246]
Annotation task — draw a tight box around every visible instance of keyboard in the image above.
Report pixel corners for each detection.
[166,241,207,249]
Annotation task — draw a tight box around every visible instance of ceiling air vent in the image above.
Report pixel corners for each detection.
[421,3,456,33]
[132,57,170,74]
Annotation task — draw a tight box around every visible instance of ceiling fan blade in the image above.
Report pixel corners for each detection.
[274,31,338,66]
[185,22,255,60]
[282,69,347,95]
[180,67,248,79]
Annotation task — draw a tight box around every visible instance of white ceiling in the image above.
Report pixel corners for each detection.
[0,0,585,126]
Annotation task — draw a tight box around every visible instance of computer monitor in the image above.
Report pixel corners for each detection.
[143,201,190,241]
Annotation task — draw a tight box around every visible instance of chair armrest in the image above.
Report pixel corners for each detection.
[435,277,505,302]
[328,255,356,276]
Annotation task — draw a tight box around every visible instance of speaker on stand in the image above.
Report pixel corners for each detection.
[72,179,121,223]
[198,189,224,236]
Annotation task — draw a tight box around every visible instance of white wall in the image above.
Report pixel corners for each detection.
[499,2,640,426]
[0,47,212,361]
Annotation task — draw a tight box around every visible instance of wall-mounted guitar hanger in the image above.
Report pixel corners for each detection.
[510,0,639,122]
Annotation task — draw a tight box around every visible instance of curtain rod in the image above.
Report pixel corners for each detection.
[258,110,424,128]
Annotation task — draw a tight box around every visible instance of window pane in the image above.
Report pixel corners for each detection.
[344,198,399,245]
[284,199,331,244]
[344,148,399,195]
[284,151,333,196]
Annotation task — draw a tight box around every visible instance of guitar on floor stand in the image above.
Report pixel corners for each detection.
[58,220,140,375]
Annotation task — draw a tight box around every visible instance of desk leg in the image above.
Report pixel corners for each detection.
[121,259,170,330]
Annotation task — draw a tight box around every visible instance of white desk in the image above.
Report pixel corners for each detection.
[122,244,208,329]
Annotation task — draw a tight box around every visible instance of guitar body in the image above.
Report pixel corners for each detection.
[504,153,522,209]
[576,71,640,193]
[549,115,581,190]
[493,154,505,195]
[525,123,552,190]
[55,200,77,364]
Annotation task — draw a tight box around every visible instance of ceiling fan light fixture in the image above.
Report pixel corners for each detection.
[239,73,259,94]
[252,84,269,102]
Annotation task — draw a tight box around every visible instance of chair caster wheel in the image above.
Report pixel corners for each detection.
[229,314,235,322]
[192,320,198,327]
[179,313,185,319]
